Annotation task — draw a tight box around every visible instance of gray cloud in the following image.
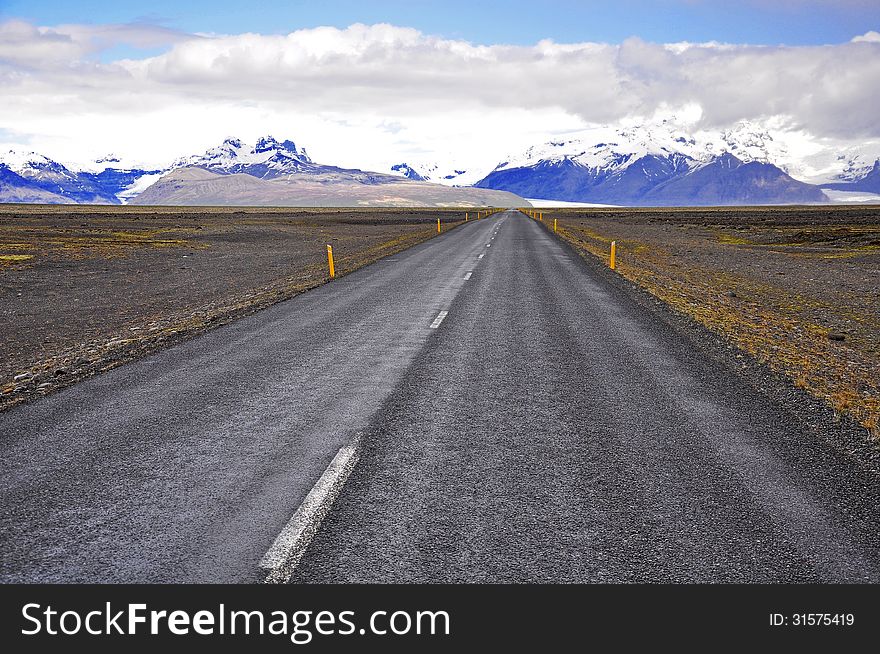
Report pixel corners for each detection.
[0,19,192,68]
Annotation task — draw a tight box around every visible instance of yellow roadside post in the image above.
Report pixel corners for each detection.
[554,218,557,233]
[437,217,441,234]
[327,244,335,278]
[610,241,617,270]
[465,212,469,221]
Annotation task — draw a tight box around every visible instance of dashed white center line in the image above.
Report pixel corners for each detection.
[430,311,449,329]
[486,244,491,248]
[260,439,361,584]
[464,272,472,280]
[478,253,485,259]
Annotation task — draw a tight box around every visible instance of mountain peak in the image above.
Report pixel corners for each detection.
[390,163,425,181]
[172,136,316,177]
[254,135,280,153]
[475,132,826,205]
[713,151,744,168]
[0,149,61,173]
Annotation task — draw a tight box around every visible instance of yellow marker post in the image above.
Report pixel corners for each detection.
[327,244,335,278]
[554,218,557,233]
[610,241,617,270]
[437,217,441,234]
[465,212,469,221]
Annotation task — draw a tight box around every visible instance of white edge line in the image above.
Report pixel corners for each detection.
[430,310,449,329]
[259,439,361,584]
[463,272,472,280]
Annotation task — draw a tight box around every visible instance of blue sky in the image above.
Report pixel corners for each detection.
[3,0,878,47]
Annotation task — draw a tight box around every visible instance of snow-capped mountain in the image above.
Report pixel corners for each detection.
[822,160,880,194]
[0,136,320,204]
[475,119,880,204]
[835,155,878,183]
[474,122,835,205]
[390,163,425,181]
[2,126,878,206]
[130,135,525,207]
[172,136,318,179]
[0,150,122,204]
[710,123,880,187]
[492,123,713,172]
[389,160,483,186]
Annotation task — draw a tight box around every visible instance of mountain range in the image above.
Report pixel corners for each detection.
[475,149,826,206]
[0,138,523,208]
[395,122,880,205]
[469,123,875,205]
[1,122,878,207]
[822,160,880,194]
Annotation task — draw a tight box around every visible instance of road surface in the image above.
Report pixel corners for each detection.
[1,211,878,583]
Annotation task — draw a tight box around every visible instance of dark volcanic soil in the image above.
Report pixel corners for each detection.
[0,206,467,409]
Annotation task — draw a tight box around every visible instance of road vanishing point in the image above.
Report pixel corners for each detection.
[1,210,878,583]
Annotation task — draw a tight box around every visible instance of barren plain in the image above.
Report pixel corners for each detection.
[0,205,468,409]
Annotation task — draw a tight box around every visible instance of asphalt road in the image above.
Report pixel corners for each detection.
[2,211,879,583]
[0,213,499,582]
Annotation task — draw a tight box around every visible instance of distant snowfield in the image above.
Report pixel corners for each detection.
[527,194,880,207]
[526,198,620,208]
[824,190,880,204]
[118,173,166,202]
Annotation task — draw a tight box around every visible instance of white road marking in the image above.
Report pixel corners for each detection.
[430,310,449,328]
[478,253,485,259]
[464,272,472,280]
[486,244,491,248]
[260,439,361,584]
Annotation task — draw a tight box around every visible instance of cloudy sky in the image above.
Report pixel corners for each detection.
[0,0,878,174]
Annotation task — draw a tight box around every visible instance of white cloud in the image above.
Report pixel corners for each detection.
[0,20,878,174]
[852,31,880,42]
